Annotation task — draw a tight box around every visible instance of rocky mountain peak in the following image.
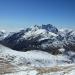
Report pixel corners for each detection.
[42,24,58,33]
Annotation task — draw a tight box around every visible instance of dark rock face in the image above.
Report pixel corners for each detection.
[42,24,58,34]
[1,31,25,50]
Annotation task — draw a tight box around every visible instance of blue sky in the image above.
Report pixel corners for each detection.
[0,0,75,31]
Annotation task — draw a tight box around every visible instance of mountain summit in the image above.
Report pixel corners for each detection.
[42,24,58,33]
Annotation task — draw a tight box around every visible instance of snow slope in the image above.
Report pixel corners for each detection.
[0,45,75,75]
[0,44,74,67]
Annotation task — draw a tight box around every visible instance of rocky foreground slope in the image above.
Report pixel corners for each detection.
[1,58,75,75]
[0,45,75,75]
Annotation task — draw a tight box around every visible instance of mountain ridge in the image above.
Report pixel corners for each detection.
[0,24,75,54]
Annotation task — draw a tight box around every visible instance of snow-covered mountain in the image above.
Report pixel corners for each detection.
[0,24,75,54]
[0,24,75,75]
[0,24,58,52]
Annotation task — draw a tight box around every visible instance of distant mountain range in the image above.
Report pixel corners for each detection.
[0,24,75,55]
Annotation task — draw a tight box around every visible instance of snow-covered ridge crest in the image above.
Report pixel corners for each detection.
[22,28,57,39]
